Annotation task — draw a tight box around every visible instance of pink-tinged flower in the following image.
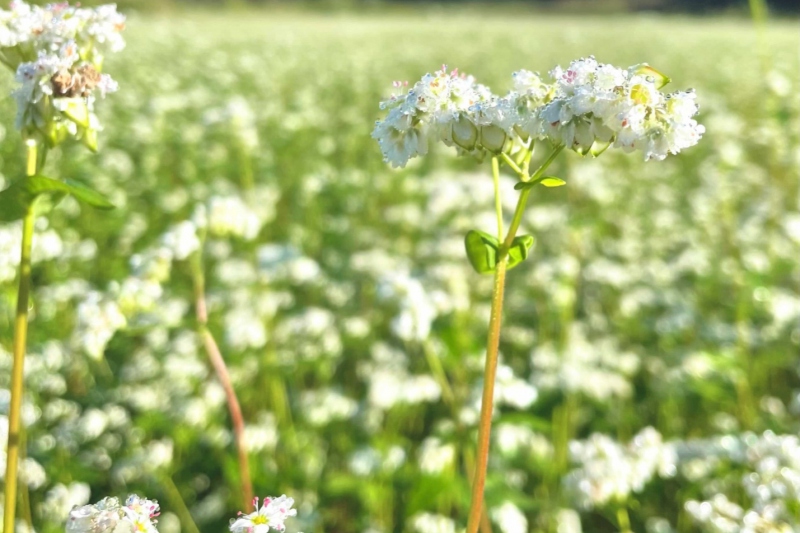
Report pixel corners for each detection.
[229,495,298,533]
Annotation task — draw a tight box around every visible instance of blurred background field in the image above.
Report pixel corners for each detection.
[1,3,799,533]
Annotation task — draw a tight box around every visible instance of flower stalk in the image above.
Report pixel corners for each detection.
[466,145,563,533]
[3,139,40,533]
[190,247,254,510]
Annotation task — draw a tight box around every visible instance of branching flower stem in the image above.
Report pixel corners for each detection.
[466,145,564,533]
[190,247,254,510]
[4,140,41,533]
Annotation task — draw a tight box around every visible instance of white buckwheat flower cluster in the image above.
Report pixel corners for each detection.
[371,66,492,168]
[229,495,298,533]
[373,58,703,167]
[565,427,677,509]
[0,1,125,146]
[66,494,160,533]
[528,57,704,160]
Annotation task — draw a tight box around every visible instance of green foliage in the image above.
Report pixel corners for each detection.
[0,175,113,222]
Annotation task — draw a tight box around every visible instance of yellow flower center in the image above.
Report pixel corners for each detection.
[252,515,269,525]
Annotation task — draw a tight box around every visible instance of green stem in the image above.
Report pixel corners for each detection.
[190,250,253,510]
[491,156,504,240]
[3,140,39,533]
[466,146,563,533]
[161,473,202,533]
[422,340,455,407]
[499,152,523,178]
[616,506,633,533]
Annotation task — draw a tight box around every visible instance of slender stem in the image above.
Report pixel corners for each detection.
[3,140,39,533]
[161,473,202,533]
[491,156,504,240]
[191,251,253,510]
[465,259,507,533]
[526,144,564,183]
[422,340,455,407]
[466,145,564,533]
[514,140,531,167]
[616,506,633,533]
[498,152,523,178]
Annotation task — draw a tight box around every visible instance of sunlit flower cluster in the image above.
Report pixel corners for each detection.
[373,57,704,167]
[66,494,159,533]
[0,1,124,145]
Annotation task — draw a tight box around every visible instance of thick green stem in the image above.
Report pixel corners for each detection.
[4,141,39,533]
[190,250,253,510]
[465,146,564,533]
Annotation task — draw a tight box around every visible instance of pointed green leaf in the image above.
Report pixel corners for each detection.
[507,235,535,270]
[61,179,114,209]
[514,181,531,191]
[630,63,671,89]
[539,177,566,188]
[465,230,500,274]
[0,174,114,222]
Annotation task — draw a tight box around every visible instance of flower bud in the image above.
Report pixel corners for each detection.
[451,115,478,151]
[479,124,507,154]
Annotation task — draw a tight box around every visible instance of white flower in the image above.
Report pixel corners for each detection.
[0,1,124,140]
[65,494,159,533]
[372,66,490,168]
[207,195,262,240]
[491,501,528,533]
[229,496,298,533]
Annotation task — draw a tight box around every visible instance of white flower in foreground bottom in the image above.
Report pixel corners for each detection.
[230,496,298,533]
[65,494,159,533]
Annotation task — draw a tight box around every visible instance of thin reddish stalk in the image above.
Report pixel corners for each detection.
[193,261,253,510]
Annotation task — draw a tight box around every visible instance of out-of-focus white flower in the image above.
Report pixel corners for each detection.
[161,221,200,261]
[301,388,358,426]
[205,195,262,240]
[491,501,527,533]
[229,495,297,533]
[565,427,677,509]
[410,513,457,533]
[417,437,455,475]
[73,291,127,360]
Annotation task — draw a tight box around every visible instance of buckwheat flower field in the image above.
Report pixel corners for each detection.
[1,6,799,533]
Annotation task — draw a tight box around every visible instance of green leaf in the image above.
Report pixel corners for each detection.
[465,230,500,274]
[630,63,671,89]
[507,234,535,270]
[539,177,566,187]
[514,176,567,191]
[0,175,114,222]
